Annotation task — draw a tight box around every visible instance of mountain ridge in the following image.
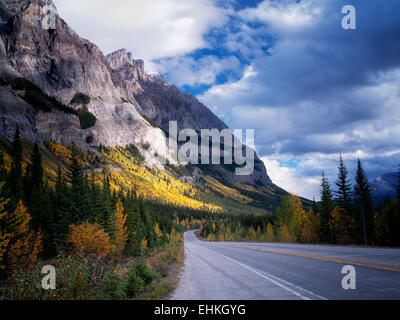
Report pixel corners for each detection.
[0,0,287,214]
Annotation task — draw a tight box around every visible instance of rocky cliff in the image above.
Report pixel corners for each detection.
[0,0,272,187]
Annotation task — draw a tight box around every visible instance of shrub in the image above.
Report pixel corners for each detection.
[1,253,116,300]
[66,223,115,259]
[77,107,97,129]
[101,270,127,300]
[125,268,145,298]
[71,92,91,106]
[134,258,158,286]
[85,135,94,144]
[142,115,159,128]
[141,142,150,151]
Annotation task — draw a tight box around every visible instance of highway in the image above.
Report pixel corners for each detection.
[171,230,400,300]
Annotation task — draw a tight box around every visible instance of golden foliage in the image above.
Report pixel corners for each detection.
[0,200,43,270]
[154,223,163,239]
[140,238,148,251]
[265,223,275,242]
[278,225,296,242]
[67,222,115,259]
[114,199,128,255]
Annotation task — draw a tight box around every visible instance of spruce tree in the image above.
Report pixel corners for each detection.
[397,164,400,200]
[9,125,23,203]
[0,150,6,182]
[335,155,352,237]
[66,144,87,223]
[354,159,373,245]
[321,172,334,243]
[98,173,116,238]
[53,166,70,244]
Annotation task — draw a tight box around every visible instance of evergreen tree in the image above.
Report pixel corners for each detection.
[66,144,87,223]
[98,173,116,238]
[9,125,23,203]
[53,166,70,244]
[0,150,6,182]
[397,164,400,200]
[321,172,334,243]
[335,155,353,237]
[354,159,373,245]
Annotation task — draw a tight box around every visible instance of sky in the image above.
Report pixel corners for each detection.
[53,0,400,200]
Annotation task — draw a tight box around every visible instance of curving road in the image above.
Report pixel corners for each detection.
[171,230,400,300]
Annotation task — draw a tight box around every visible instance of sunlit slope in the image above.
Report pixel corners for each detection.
[0,137,291,215]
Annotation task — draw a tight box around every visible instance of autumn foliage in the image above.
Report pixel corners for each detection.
[114,199,128,255]
[0,195,42,270]
[67,222,115,259]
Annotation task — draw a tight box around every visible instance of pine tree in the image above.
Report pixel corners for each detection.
[335,155,352,237]
[53,166,70,244]
[397,164,400,200]
[9,125,23,203]
[0,150,7,182]
[98,173,116,238]
[66,144,87,223]
[321,172,334,243]
[354,159,373,245]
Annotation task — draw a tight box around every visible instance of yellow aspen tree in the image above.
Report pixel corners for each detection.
[140,238,148,251]
[0,187,11,269]
[154,223,163,239]
[67,223,114,259]
[7,201,43,270]
[266,223,275,242]
[114,199,128,255]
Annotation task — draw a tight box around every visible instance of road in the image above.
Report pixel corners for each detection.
[171,230,400,300]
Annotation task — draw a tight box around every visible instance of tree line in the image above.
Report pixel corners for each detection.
[0,126,205,274]
[201,155,400,247]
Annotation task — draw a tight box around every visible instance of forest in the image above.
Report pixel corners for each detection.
[201,156,400,247]
[0,126,211,299]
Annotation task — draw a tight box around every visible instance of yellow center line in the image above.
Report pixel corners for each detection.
[231,245,400,273]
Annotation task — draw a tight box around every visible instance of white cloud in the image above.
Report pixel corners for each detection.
[53,0,227,64]
[262,158,321,200]
[154,55,241,87]
[239,0,323,32]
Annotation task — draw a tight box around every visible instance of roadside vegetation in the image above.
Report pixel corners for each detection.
[0,127,199,300]
[201,156,400,247]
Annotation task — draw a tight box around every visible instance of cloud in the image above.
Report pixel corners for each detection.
[239,0,323,31]
[154,55,242,87]
[53,0,227,62]
[198,0,400,198]
[262,157,321,200]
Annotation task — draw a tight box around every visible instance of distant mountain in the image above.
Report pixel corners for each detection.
[371,172,398,202]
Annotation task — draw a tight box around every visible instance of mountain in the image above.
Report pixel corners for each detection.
[0,0,287,213]
[371,172,398,202]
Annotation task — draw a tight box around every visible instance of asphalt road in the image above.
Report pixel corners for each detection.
[171,230,400,300]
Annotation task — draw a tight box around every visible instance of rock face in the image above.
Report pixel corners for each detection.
[371,172,398,202]
[0,0,273,186]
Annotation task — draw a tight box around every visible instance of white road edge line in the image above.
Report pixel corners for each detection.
[188,241,327,300]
